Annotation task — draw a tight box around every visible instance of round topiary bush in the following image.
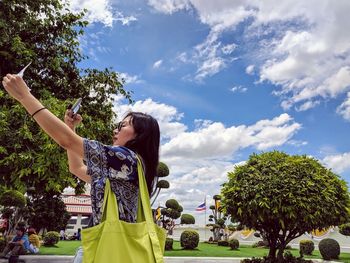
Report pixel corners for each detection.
[229,238,239,250]
[165,238,173,250]
[318,238,340,260]
[299,239,314,255]
[339,223,350,236]
[43,231,60,246]
[180,230,199,249]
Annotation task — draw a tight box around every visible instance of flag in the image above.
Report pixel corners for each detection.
[196,202,206,211]
[215,199,221,210]
[156,207,161,220]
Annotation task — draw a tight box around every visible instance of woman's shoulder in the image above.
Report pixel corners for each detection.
[105,146,137,169]
[106,145,137,160]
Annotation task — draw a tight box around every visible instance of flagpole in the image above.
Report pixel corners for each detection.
[204,195,207,242]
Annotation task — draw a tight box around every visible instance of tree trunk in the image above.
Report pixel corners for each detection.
[213,228,221,241]
[268,239,277,260]
[277,247,285,261]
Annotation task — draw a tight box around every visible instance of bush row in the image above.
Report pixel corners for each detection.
[167,232,341,261]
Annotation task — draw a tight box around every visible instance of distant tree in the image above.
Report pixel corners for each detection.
[222,151,350,261]
[206,195,228,241]
[0,190,26,236]
[26,193,70,233]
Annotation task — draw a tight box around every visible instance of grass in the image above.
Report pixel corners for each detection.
[39,241,81,255]
[38,240,350,262]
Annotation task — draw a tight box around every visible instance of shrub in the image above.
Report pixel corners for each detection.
[217,240,229,246]
[252,240,268,248]
[318,238,340,260]
[339,223,350,236]
[165,238,173,250]
[180,214,195,225]
[43,231,60,246]
[299,240,314,255]
[180,230,199,249]
[229,238,239,250]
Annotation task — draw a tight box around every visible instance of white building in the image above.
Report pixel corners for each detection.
[62,194,92,235]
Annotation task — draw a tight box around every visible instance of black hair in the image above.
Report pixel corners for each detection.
[124,112,160,196]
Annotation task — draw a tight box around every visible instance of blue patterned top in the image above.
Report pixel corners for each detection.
[83,139,139,226]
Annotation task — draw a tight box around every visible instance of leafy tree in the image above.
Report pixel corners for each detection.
[0,0,131,195]
[222,151,350,261]
[151,162,170,205]
[180,214,195,225]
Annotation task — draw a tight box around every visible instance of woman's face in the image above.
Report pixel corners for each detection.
[112,116,136,146]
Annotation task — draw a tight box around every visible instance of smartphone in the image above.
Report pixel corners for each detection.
[71,98,82,117]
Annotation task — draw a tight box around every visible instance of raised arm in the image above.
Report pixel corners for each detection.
[64,110,90,183]
[2,74,84,158]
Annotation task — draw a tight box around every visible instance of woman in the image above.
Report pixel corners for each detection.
[64,108,160,222]
[27,227,40,254]
[2,74,161,261]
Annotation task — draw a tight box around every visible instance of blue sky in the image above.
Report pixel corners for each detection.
[68,0,350,225]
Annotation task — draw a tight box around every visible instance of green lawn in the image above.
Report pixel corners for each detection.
[39,240,350,263]
[39,241,81,255]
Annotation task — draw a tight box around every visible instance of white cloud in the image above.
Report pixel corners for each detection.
[162,113,301,159]
[176,52,189,63]
[148,0,350,119]
[68,0,137,27]
[114,11,137,25]
[295,100,320,112]
[323,152,350,173]
[287,140,308,147]
[230,85,248,93]
[147,0,191,14]
[153,60,163,69]
[337,92,350,121]
[246,65,255,75]
[118,72,143,85]
[222,43,237,54]
[68,0,115,27]
[113,98,187,140]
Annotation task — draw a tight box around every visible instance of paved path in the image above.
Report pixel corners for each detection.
[0,256,342,263]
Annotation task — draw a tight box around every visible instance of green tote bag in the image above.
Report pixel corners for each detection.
[81,156,166,263]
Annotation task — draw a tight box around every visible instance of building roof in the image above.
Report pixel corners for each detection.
[62,194,92,215]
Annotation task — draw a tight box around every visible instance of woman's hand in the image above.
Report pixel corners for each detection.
[2,74,31,102]
[64,109,82,130]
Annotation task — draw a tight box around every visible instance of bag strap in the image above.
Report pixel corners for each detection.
[136,156,164,263]
[101,179,119,222]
